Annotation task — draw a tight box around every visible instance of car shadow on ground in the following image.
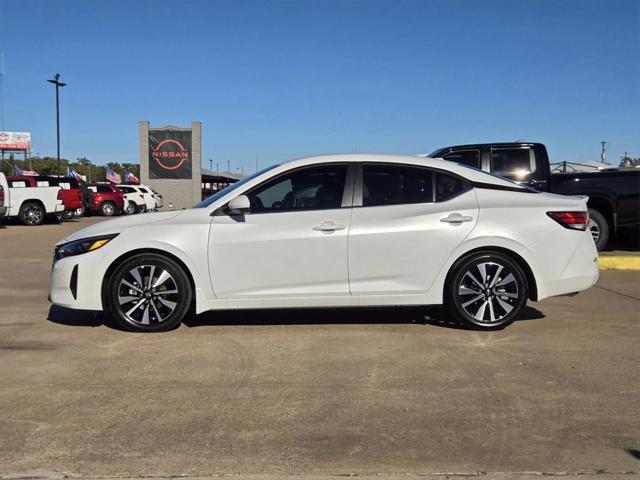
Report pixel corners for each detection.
[47,304,545,331]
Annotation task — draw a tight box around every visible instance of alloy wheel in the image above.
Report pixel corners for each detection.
[456,261,521,325]
[587,218,600,244]
[117,265,180,326]
[24,205,43,225]
[102,203,115,216]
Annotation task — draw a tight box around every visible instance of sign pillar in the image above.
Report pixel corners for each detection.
[139,122,201,210]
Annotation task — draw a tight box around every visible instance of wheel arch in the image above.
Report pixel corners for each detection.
[444,246,538,302]
[100,248,197,310]
[20,198,46,211]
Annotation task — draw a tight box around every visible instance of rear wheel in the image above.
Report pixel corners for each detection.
[125,202,136,215]
[447,252,527,330]
[100,201,116,216]
[63,210,74,220]
[107,253,192,332]
[19,202,45,226]
[588,208,609,251]
[74,207,85,217]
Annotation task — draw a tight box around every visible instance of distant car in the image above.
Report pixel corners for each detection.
[50,154,599,332]
[136,186,157,212]
[87,183,125,216]
[117,185,146,214]
[151,188,164,210]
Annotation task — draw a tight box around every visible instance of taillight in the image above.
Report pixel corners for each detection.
[547,211,589,231]
[57,189,63,200]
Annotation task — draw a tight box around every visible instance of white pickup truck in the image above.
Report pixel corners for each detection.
[0,173,8,220]
[0,173,65,226]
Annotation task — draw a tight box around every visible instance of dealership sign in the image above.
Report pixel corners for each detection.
[0,131,31,151]
[148,129,192,179]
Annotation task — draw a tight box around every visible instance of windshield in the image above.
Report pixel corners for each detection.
[195,164,280,208]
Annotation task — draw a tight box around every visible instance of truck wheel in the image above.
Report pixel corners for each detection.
[19,202,45,226]
[74,207,85,217]
[100,201,116,216]
[63,210,74,220]
[588,209,609,251]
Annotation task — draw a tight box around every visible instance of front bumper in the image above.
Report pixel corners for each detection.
[50,253,108,311]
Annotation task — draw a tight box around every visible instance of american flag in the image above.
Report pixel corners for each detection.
[106,167,122,184]
[15,167,38,176]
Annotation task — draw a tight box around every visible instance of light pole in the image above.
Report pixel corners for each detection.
[209,158,213,171]
[47,73,66,176]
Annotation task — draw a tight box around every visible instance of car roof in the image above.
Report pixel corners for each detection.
[279,153,526,189]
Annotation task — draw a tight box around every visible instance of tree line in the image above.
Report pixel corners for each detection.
[0,155,140,182]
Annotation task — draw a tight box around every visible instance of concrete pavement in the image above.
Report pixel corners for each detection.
[0,217,639,477]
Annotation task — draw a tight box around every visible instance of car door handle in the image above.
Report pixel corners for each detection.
[440,213,473,223]
[313,222,346,232]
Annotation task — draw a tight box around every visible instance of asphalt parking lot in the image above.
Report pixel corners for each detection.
[0,217,639,477]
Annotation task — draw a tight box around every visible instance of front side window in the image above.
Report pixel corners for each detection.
[362,164,433,207]
[443,149,480,169]
[248,164,348,213]
[491,148,535,180]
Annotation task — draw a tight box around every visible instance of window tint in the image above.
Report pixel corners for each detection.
[363,164,433,207]
[139,188,149,193]
[491,148,535,180]
[436,172,466,201]
[443,150,480,168]
[97,185,112,193]
[248,164,347,212]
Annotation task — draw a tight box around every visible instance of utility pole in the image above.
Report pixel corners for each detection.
[0,53,5,131]
[227,159,230,172]
[47,73,67,176]
[600,140,608,164]
[209,158,212,171]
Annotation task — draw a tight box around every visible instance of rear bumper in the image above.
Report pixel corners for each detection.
[54,203,65,213]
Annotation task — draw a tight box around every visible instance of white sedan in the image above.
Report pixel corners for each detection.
[50,154,599,332]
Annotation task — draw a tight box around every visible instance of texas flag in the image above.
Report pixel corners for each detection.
[125,170,140,184]
[66,166,85,181]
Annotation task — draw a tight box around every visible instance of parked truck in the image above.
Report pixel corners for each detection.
[2,175,65,226]
[430,142,640,250]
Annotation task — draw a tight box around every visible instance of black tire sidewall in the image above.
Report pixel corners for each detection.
[107,253,192,332]
[588,209,609,251]
[447,252,527,330]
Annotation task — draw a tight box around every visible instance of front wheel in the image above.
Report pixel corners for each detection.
[100,201,116,216]
[107,253,192,332]
[446,252,528,330]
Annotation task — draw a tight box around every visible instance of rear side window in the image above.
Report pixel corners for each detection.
[362,164,433,207]
[442,149,480,169]
[97,185,112,193]
[491,148,536,180]
[139,188,149,193]
[436,173,466,201]
[10,181,27,188]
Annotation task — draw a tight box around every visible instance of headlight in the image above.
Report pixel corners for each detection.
[54,234,118,262]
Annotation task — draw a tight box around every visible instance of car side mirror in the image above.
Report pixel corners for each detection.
[227,194,251,215]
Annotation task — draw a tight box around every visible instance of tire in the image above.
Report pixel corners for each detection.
[125,202,137,215]
[19,202,45,226]
[107,253,192,332]
[74,207,85,217]
[446,251,528,330]
[136,205,147,214]
[588,209,609,251]
[100,201,116,216]
[63,210,74,220]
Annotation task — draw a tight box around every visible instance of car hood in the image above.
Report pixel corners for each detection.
[58,210,186,245]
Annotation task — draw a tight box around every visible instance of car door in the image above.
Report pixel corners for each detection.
[348,163,479,295]
[209,163,354,298]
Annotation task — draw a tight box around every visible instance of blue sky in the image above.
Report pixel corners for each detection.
[0,0,638,172]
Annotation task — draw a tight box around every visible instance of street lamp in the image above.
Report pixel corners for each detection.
[47,73,66,176]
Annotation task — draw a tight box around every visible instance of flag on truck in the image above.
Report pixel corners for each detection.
[125,170,140,184]
[105,167,121,184]
[15,167,38,176]
[66,166,86,182]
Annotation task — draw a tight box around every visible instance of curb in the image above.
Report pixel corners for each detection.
[599,256,640,270]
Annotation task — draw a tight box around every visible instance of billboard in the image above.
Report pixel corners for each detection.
[0,131,31,151]
[148,129,192,179]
